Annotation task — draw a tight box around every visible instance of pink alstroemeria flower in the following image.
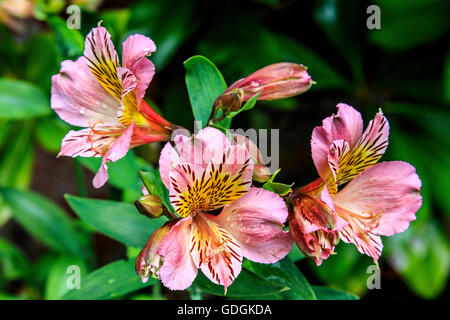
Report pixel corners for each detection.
[136,127,292,291]
[290,103,422,264]
[51,23,175,188]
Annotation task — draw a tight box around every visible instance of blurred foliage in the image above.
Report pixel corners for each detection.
[0,0,449,300]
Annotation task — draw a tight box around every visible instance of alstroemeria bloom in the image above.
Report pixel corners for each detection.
[292,103,422,263]
[51,24,175,188]
[137,127,292,291]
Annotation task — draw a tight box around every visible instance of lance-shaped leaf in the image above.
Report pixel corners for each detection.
[184,55,228,128]
[65,195,166,248]
[62,259,155,300]
[193,268,288,298]
[0,78,50,119]
[312,286,359,300]
[0,188,85,256]
[244,257,316,300]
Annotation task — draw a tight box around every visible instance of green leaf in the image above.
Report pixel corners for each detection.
[445,48,450,103]
[78,151,145,198]
[244,257,316,300]
[0,121,34,189]
[0,187,85,256]
[129,0,196,69]
[198,17,349,91]
[184,55,227,128]
[99,9,131,43]
[44,256,88,300]
[193,268,288,298]
[312,286,359,300]
[24,32,60,92]
[263,181,293,196]
[312,242,373,296]
[314,0,363,83]
[49,16,84,58]
[139,170,174,212]
[65,195,166,248]
[226,91,261,119]
[0,238,29,280]
[62,259,155,300]
[370,0,450,51]
[0,78,50,119]
[288,245,306,262]
[384,221,450,299]
[36,117,70,153]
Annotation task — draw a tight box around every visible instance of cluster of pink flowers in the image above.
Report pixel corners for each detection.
[51,24,422,292]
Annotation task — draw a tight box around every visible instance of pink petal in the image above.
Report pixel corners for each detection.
[190,214,242,289]
[159,142,181,189]
[105,121,135,162]
[311,124,332,181]
[122,34,156,69]
[213,187,292,264]
[122,34,156,104]
[59,128,116,158]
[175,127,232,168]
[332,103,363,148]
[51,57,120,127]
[168,152,252,217]
[158,217,198,290]
[311,103,363,182]
[320,183,347,231]
[332,110,390,186]
[339,224,383,262]
[83,25,125,103]
[117,67,137,98]
[334,161,422,236]
[92,122,135,188]
[93,157,109,189]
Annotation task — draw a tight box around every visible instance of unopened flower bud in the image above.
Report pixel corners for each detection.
[216,88,244,114]
[135,195,164,218]
[135,220,177,282]
[225,62,313,101]
[288,191,340,265]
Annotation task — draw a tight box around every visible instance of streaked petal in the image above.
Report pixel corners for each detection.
[339,223,383,263]
[213,187,292,264]
[191,213,242,289]
[311,103,364,182]
[83,25,122,101]
[59,128,116,158]
[168,147,253,217]
[334,161,422,236]
[51,57,120,127]
[158,217,198,290]
[159,142,181,189]
[332,110,389,186]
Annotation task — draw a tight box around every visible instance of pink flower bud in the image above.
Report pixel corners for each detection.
[135,220,177,282]
[288,189,340,266]
[226,62,313,101]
